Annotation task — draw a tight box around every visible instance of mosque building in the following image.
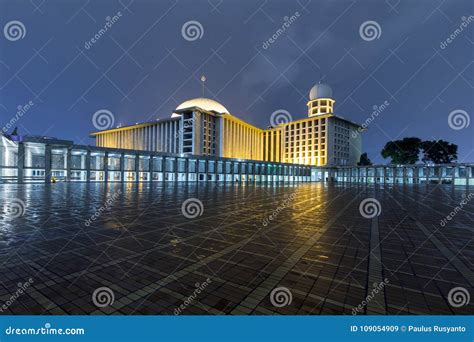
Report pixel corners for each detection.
[92,83,363,167]
[1,83,472,185]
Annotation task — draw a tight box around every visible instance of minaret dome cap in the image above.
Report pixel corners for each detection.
[309,83,333,100]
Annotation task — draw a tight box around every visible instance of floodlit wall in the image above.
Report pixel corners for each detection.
[94,119,181,154]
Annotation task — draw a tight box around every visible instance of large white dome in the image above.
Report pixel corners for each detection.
[175,98,229,114]
[309,83,333,100]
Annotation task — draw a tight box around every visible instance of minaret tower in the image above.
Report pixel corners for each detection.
[307,83,335,117]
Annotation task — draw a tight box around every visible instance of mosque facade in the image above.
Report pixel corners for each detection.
[91,84,363,167]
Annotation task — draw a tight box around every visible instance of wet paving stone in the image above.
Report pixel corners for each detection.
[0,182,473,315]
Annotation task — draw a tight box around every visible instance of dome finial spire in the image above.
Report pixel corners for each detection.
[200,75,206,96]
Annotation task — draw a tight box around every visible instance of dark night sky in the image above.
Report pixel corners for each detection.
[0,0,473,164]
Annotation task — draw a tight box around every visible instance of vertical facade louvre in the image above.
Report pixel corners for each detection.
[164,123,168,153]
[159,124,163,152]
[145,127,148,151]
[150,125,154,151]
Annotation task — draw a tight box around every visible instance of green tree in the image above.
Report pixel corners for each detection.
[358,152,372,166]
[421,140,458,164]
[381,137,422,164]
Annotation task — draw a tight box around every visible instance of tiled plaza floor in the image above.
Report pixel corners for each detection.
[0,182,473,315]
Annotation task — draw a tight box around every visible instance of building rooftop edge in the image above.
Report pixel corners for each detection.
[90,108,364,137]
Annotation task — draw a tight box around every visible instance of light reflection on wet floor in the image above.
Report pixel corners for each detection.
[0,182,472,315]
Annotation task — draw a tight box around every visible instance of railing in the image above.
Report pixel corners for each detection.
[330,164,474,186]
